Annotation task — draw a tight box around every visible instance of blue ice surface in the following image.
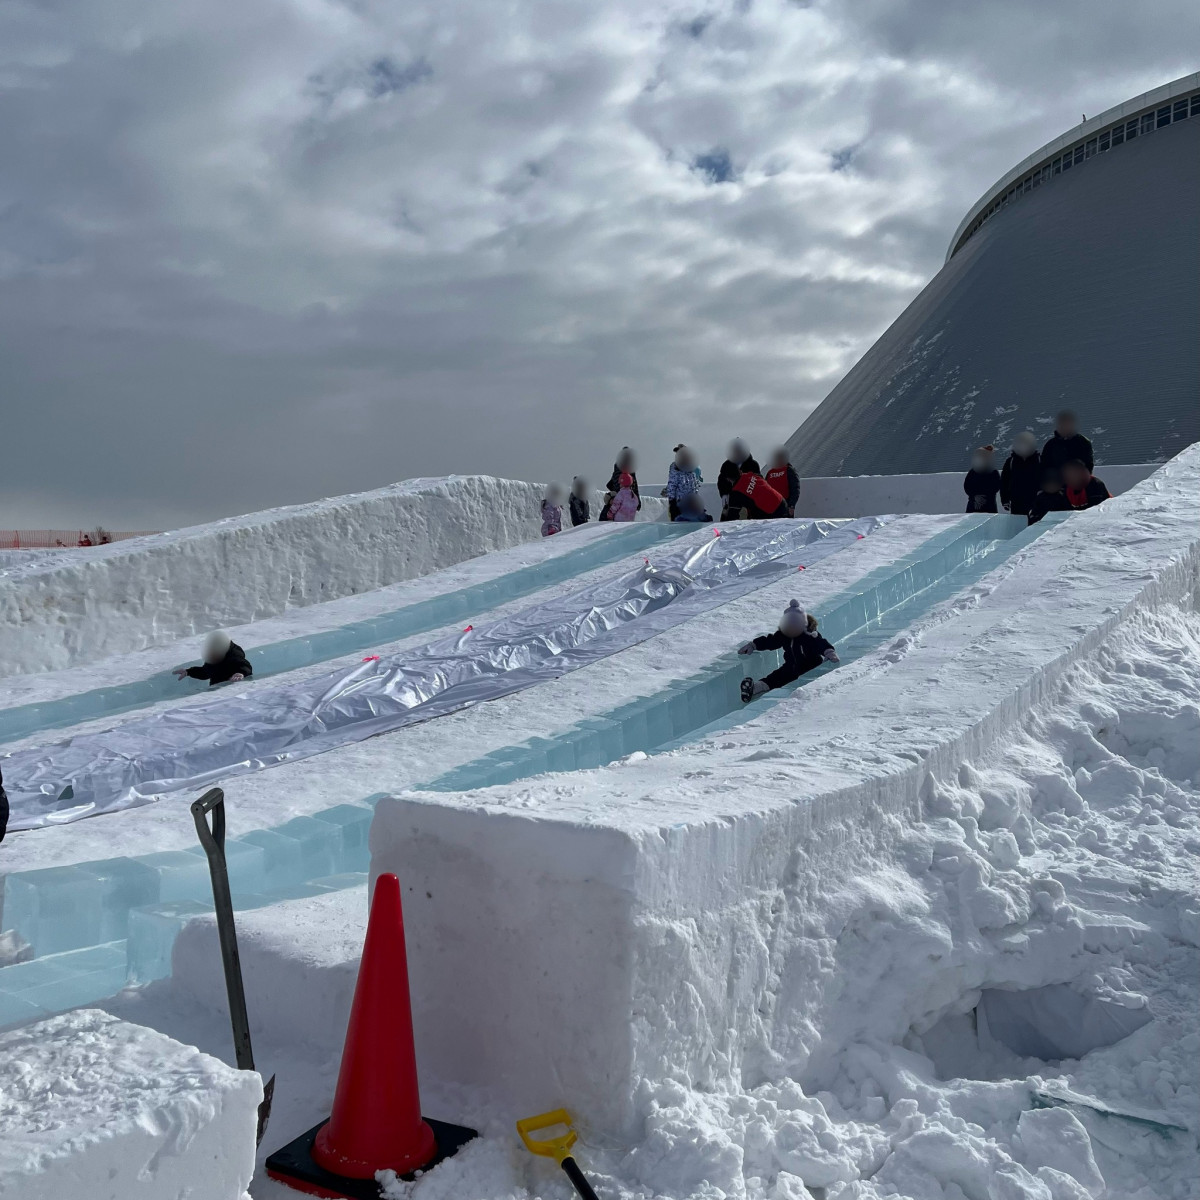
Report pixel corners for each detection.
[424,513,1063,790]
[0,522,690,746]
[1,797,378,964]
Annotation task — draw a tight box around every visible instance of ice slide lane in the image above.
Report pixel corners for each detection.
[3,518,876,833]
[0,520,874,1025]
[0,521,691,746]
[424,513,1057,791]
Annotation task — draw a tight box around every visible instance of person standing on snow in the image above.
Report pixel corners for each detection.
[963,446,1001,513]
[609,472,640,522]
[175,631,253,687]
[604,448,640,512]
[999,431,1042,517]
[541,484,565,536]
[765,447,801,517]
[738,600,839,702]
[1026,469,1072,525]
[1041,410,1094,481]
[1062,460,1111,512]
[0,767,8,844]
[723,470,788,520]
[569,477,590,526]
[666,445,702,520]
[718,439,761,504]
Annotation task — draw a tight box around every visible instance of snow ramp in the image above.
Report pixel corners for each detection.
[367,447,1200,1145]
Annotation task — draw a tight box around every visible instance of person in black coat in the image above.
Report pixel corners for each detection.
[569,477,590,526]
[738,600,839,701]
[604,447,640,512]
[1062,460,1111,511]
[1041,410,1094,479]
[999,431,1042,517]
[1027,470,1072,525]
[175,631,253,686]
[0,766,8,844]
[964,446,1001,513]
[717,438,761,502]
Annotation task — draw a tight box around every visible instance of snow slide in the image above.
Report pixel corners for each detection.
[5,518,875,830]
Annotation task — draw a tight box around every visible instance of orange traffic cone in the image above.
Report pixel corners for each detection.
[266,873,476,1198]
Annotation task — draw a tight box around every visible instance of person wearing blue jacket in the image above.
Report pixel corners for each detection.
[666,445,702,520]
[673,491,712,522]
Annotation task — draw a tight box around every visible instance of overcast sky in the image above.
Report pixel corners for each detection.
[1,0,1195,529]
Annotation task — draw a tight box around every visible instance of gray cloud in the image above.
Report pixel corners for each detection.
[0,0,1195,528]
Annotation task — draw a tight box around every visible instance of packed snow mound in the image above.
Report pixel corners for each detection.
[0,1008,261,1200]
[356,446,1199,1197]
[0,475,662,678]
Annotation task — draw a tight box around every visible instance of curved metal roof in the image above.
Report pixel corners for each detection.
[785,115,1200,477]
[947,71,1200,261]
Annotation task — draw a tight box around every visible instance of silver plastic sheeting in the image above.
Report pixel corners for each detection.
[6,517,882,830]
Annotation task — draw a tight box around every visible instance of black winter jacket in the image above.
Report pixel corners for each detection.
[186,642,254,686]
[0,766,7,844]
[1000,452,1042,516]
[1041,432,1094,475]
[718,456,761,499]
[1027,489,1072,525]
[605,466,640,510]
[752,629,836,690]
[569,494,590,526]
[964,468,1001,513]
[1065,475,1111,511]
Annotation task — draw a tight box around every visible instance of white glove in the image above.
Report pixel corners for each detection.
[823,649,840,664]
[230,672,245,682]
[1002,502,1011,513]
[738,641,756,655]
[173,668,188,680]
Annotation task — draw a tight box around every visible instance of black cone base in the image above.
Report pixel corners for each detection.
[265,1116,478,1199]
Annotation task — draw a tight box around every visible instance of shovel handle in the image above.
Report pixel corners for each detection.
[192,786,226,855]
[561,1157,600,1200]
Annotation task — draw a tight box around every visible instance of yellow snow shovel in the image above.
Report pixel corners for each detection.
[517,1109,600,1200]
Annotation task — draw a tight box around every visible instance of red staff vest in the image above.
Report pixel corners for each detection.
[765,466,791,497]
[732,472,785,513]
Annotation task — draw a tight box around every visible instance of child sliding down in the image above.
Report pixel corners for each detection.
[738,599,839,702]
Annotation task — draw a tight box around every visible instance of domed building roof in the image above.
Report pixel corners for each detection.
[786,74,1200,475]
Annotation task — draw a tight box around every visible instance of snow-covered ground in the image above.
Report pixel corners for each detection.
[1,454,1197,1200]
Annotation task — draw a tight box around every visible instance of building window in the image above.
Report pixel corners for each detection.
[1073,144,1084,164]
[1052,156,1062,173]
[1061,151,1072,170]
[1157,105,1172,127]
[1111,124,1125,146]
[1191,93,1200,117]
[1126,118,1138,140]
[1174,99,1189,121]
[1085,138,1097,157]
[1099,130,1110,151]
[1141,112,1155,134]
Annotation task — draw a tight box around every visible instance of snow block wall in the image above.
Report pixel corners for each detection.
[369,448,1200,1144]
[794,464,1156,518]
[0,475,646,677]
[0,1009,261,1200]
